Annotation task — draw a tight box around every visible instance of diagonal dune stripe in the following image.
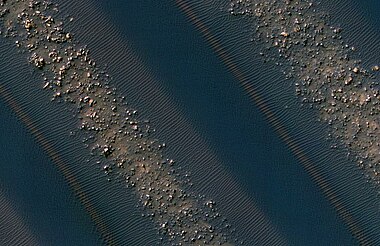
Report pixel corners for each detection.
[174,0,371,244]
[0,83,116,246]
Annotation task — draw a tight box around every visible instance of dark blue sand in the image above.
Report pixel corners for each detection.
[354,0,380,26]
[0,100,100,245]
[96,1,365,245]
[2,0,380,245]
[0,43,158,245]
